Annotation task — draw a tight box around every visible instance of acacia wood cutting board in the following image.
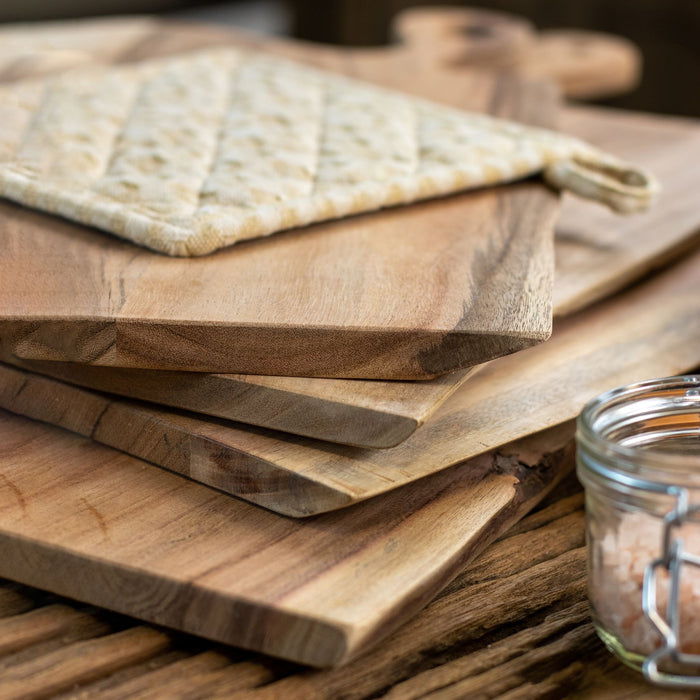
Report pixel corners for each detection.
[4,105,698,450]
[0,19,558,380]
[0,409,575,667]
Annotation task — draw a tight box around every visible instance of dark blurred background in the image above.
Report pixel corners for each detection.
[1,0,698,117]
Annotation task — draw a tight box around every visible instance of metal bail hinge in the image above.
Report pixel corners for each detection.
[642,487,700,687]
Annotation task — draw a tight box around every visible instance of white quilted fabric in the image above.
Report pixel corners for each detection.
[0,48,656,256]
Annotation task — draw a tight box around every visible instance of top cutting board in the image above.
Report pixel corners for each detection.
[0,18,558,380]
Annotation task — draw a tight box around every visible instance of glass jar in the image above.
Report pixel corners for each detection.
[576,375,700,688]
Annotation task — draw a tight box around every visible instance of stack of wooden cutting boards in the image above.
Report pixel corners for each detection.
[0,11,699,671]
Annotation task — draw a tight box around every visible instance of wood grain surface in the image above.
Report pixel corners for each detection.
[0,407,576,667]
[2,243,700,517]
[0,473,687,698]
[0,18,559,380]
[3,105,698,449]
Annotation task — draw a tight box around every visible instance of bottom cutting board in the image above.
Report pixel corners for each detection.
[0,409,575,667]
[2,245,700,516]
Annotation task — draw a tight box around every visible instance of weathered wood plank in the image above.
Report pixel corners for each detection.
[0,605,103,658]
[0,628,170,700]
[91,655,276,700]
[382,614,596,699]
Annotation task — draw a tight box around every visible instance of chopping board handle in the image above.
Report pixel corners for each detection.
[391,6,535,68]
[391,6,641,99]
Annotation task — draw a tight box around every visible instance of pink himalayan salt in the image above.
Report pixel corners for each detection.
[590,510,700,656]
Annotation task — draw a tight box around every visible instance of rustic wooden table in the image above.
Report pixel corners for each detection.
[1,464,692,699]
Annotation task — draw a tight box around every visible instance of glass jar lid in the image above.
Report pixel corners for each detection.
[577,375,700,491]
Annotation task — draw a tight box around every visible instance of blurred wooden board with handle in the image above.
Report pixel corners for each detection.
[1,8,641,100]
[392,6,641,99]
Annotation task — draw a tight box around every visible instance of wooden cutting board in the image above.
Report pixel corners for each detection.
[3,243,700,516]
[0,479,662,699]
[0,407,578,668]
[0,18,559,380]
[0,358,472,449]
[0,479,643,699]
[4,105,698,449]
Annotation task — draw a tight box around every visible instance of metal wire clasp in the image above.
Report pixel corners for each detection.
[642,486,700,687]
